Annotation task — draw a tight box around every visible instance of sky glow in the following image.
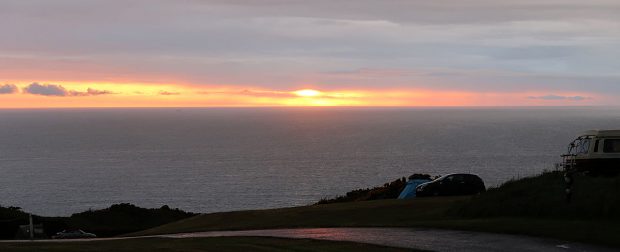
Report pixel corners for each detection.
[1,0,619,107]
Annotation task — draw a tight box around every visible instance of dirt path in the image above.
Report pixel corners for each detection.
[160,227,615,252]
[3,228,615,251]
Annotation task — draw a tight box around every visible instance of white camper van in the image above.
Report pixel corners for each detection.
[561,130,620,174]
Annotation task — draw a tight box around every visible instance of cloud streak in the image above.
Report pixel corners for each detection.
[23,83,68,96]
[528,94,591,101]
[22,83,116,97]
[159,91,181,95]
[85,88,116,96]
[0,84,18,94]
[198,89,297,98]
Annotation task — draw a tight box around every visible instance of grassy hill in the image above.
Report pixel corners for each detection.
[128,197,466,235]
[3,171,619,247]
[453,171,620,219]
[130,171,620,247]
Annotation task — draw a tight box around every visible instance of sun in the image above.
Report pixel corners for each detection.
[294,89,322,97]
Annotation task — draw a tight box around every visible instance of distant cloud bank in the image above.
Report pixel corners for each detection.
[159,91,181,95]
[197,89,297,98]
[23,83,116,97]
[23,83,67,96]
[528,94,591,101]
[0,84,18,94]
[71,88,117,96]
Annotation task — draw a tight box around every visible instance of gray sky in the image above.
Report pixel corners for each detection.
[1,0,619,104]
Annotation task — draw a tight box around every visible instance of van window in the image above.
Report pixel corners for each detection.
[603,139,620,153]
[576,138,590,154]
[594,140,600,152]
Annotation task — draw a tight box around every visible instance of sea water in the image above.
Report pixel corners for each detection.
[1,107,618,216]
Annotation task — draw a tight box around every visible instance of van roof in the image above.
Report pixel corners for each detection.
[579,130,620,137]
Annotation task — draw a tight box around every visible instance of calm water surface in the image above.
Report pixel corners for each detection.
[1,107,619,216]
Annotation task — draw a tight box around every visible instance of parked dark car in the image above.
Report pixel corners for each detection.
[416,173,485,197]
[52,229,97,239]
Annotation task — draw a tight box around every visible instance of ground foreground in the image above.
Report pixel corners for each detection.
[130,198,620,247]
[3,172,619,250]
[0,237,417,252]
[130,172,620,248]
[159,227,615,252]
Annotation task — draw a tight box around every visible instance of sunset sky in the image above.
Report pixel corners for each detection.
[1,0,619,107]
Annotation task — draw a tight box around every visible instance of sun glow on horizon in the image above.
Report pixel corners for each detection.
[0,81,606,108]
[293,89,322,97]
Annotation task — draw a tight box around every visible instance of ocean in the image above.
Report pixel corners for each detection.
[1,107,619,216]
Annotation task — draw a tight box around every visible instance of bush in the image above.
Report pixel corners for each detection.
[0,206,29,239]
[61,203,197,237]
[452,171,620,220]
[0,203,197,239]
[317,173,435,204]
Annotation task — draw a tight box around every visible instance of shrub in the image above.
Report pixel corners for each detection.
[317,174,434,204]
[452,171,620,220]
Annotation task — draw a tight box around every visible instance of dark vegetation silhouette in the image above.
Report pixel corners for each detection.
[0,203,196,239]
[0,206,28,239]
[316,174,434,204]
[316,170,620,220]
[452,171,620,219]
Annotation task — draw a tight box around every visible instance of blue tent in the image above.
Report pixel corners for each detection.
[397,179,431,199]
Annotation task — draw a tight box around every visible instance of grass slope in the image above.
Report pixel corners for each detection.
[129,197,466,236]
[0,237,419,252]
[454,171,620,219]
[131,172,620,247]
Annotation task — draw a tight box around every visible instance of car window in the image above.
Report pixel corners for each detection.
[464,175,475,183]
[446,175,464,183]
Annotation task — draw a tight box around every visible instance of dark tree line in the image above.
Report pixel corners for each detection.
[0,203,196,239]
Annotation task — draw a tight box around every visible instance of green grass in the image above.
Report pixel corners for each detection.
[128,172,620,247]
[128,196,466,236]
[5,171,618,249]
[129,198,620,247]
[0,237,419,252]
[454,171,620,219]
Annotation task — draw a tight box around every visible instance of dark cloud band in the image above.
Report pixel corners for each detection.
[528,94,591,101]
[23,83,67,96]
[22,83,116,97]
[0,84,18,94]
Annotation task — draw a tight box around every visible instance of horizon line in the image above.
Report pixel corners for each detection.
[0,105,617,110]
